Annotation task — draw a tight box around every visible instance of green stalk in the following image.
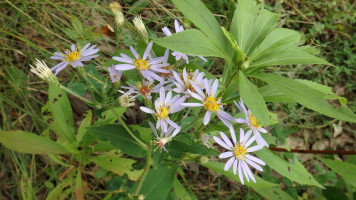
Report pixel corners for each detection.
[133,145,152,196]
[76,67,105,99]
[111,108,148,150]
[59,84,94,105]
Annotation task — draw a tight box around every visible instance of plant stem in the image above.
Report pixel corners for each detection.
[77,67,105,99]
[59,85,94,105]
[111,109,148,150]
[218,69,239,98]
[133,145,152,196]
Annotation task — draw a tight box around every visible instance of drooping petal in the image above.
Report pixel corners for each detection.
[220,132,233,148]
[219,152,233,159]
[130,46,139,59]
[213,136,232,150]
[244,158,263,172]
[149,121,158,138]
[203,111,211,125]
[242,161,256,183]
[140,107,155,114]
[143,42,153,60]
[233,159,238,175]
[245,155,266,166]
[224,157,235,171]
[246,145,262,153]
[238,162,244,185]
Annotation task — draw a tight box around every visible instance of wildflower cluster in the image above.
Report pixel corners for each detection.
[30,17,271,186]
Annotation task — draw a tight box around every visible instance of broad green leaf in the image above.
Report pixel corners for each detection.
[93,107,127,126]
[250,45,332,68]
[239,71,269,125]
[295,79,347,106]
[259,80,346,105]
[0,131,69,154]
[129,125,152,143]
[244,9,279,56]
[138,166,177,200]
[171,0,227,53]
[319,158,356,188]
[254,187,294,200]
[48,84,75,142]
[77,110,92,142]
[249,28,301,60]
[90,155,143,181]
[258,85,294,102]
[154,29,225,58]
[254,149,323,188]
[173,177,198,200]
[202,161,278,188]
[202,161,293,199]
[87,124,146,158]
[231,0,258,52]
[169,134,217,157]
[250,73,356,123]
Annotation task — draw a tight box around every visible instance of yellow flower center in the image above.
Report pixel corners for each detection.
[233,144,247,158]
[249,114,260,129]
[136,82,151,97]
[134,59,149,70]
[203,96,220,112]
[156,106,169,119]
[64,50,81,62]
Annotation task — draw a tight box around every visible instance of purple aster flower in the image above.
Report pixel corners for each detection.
[50,43,99,75]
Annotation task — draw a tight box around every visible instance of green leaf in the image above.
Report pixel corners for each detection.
[93,107,127,126]
[171,0,227,53]
[254,149,323,188]
[89,155,143,181]
[138,166,177,200]
[239,71,269,126]
[322,186,348,200]
[258,85,294,102]
[231,0,259,52]
[67,81,87,95]
[254,187,294,200]
[250,45,332,68]
[169,134,217,157]
[154,29,225,58]
[202,161,278,188]
[87,124,146,158]
[129,125,152,143]
[244,9,279,56]
[250,73,356,123]
[295,79,347,106]
[173,177,198,200]
[48,84,75,142]
[319,158,356,188]
[0,131,69,154]
[75,168,84,200]
[202,161,293,199]
[77,110,92,142]
[249,28,301,61]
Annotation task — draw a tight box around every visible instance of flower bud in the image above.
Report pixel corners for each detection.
[114,11,124,28]
[30,59,58,85]
[119,93,135,107]
[133,16,148,42]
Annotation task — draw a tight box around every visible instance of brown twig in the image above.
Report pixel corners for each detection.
[269,147,356,155]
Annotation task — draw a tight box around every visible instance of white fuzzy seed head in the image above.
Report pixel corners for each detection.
[133,16,148,41]
[30,59,58,84]
[114,11,125,28]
